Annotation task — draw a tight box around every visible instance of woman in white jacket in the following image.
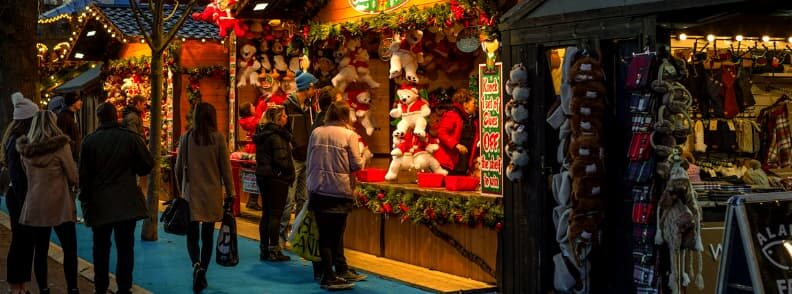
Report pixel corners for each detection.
[306,101,367,290]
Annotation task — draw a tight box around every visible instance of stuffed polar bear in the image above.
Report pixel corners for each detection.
[389,84,430,137]
[389,30,423,83]
[237,43,260,87]
[333,48,380,92]
[385,131,447,181]
[345,88,375,136]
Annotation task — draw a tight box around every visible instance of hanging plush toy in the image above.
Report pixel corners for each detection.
[351,48,380,89]
[389,30,423,83]
[258,41,272,72]
[271,41,288,74]
[191,0,247,37]
[390,84,431,137]
[345,88,375,136]
[237,43,261,87]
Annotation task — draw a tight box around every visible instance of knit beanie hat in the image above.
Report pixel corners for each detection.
[11,92,39,120]
[48,95,66,113]
[295,71,318,92]
[64,93,81,106]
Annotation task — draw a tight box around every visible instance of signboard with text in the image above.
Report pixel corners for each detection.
[478,62,503,195]
[716,193,792,293]
[349,0,408,14]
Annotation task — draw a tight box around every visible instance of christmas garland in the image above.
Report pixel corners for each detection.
[307,0,499,43]
[353,183,504,230]
[180,65,229,127]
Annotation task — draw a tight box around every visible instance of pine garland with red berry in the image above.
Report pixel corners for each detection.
[354,183,504,230]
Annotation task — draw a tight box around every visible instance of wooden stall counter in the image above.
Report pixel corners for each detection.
[230,158,257,216]
[347,182,503,287]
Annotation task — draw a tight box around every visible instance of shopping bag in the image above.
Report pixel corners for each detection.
[287,200,310,243]
[216,203,239,267]
[161,197,190,235]
[290,209,321,262]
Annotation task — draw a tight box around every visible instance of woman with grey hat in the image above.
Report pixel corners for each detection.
[1,92,50,294]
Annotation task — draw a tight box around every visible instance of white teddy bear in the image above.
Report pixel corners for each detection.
[389,30,423,83]
[385,132,447,181]
[390,84,430,138]
[237,43,261,87]
[345,88,375,136]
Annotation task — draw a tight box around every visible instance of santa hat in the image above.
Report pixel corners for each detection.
[397,84,419,97]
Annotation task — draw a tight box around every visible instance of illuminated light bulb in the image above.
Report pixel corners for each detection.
[111,33,115,38]
[140,39,145,43]
[736,35,744,42]
[181,38,186,42]
[123,39,127,43]
[763,35,770,42]
[221,40,225,44]
[678,33,687,41]
[707,34,715,42]
[72,31,77,35]
[201,38,206,43]
[788,37,792,43]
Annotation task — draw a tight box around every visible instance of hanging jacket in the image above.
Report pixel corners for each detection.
[253,122,295,184]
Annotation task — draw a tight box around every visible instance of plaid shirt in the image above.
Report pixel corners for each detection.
[767,106,792,168]
[632,114,654,132]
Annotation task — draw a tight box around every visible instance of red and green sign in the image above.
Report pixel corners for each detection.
[349,0,409,14]
[479,62,503,195]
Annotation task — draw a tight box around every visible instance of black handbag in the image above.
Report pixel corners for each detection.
[216,198,239,267]
[162,132,192,235]
[161,197,190,235]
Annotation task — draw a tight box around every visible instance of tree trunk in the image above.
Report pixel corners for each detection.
[0,0,37,130]
[141,50,164,241]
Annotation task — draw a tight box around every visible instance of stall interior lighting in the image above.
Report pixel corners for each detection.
[678,33,687,41]
[706,34,715,42]
[253,3,269,11]
[86,30,96,37]
[735,35,743,42]
[763,35,771,42]
[74,52,84,59]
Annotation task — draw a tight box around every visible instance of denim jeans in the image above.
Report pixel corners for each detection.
[280,159,306,239]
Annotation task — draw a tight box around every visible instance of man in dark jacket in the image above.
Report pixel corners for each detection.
[280,71,318,243]
[57,93,82,162]
[79,103,154,294]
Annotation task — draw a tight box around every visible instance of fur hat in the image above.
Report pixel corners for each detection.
[11,92,39,120]
[506,163,523,181]
[571,176,602,200]
[509,101,530,123]
[571,81,606,101]
[568,57,605,84]
[511,85,530,103]
[568,135,602,160]
[570,96,605,118]
[568,210,602,262]
[572,196,604,212]
[570,115,603,137]
[569,157,604,178]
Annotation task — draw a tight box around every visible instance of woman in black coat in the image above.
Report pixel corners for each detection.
[253,105,295,262]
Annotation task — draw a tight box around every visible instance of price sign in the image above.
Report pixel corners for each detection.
[479,62,503,195]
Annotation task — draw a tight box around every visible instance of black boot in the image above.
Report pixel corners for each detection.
[192,263,207,293]
[39,288,50,294]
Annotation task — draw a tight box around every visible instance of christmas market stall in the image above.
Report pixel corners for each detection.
[229,0,509,291]
[50,3,230,196]
[498,0,792,293]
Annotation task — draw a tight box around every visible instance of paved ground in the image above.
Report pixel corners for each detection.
[0,223,95,293]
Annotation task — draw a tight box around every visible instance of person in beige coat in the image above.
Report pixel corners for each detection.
[174,102,235,292]
[16,110,79,294]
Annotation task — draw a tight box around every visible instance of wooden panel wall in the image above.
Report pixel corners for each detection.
[315,0,445,23]
[177,41,230,138]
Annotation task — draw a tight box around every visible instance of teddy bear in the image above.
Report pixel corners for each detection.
[411,136,448,175]
[389,29,424,83]
[390,84,431,138]
[314,52,336,88]
[345,88,375,136]
[237,43,261,87]
[506,100,530,123]
[270,41,288,74]
[506,63,529,96]
[358,137,373,170]
[510,85,531,103]
[385,131,415,181]
[332,54,358,92]
[288,45,303,73]
[351,48,380,89]
[258,41,272,72]
[505,119,528,146]
[505,143,529,182]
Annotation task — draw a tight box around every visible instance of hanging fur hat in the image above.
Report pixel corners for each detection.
[568,135,603,160]
[570,115,603,137]
[568,56,605,84]
[571,81,606,101]
[570,157,605,178]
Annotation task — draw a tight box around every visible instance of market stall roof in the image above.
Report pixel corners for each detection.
[500,0,751,28]
[233,0,329,22]
[96,4,220,40]
[55,62,103,93]
[39,0,96,19]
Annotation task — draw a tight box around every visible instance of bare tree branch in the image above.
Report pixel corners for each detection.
[163,1,180,21]
[129,0,154,46]
[158,0,197,53]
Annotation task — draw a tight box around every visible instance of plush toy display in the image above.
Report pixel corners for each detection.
[390,84,431,137]
[505,119,528,146]
[351,48,380,89]
[258,41,272,71]
[237,43,261,87]
[191,0,247,37]
[345,88,375,136]
[271,41,288,74]
[504,63,532,182]
[389,30,424,83]
[385,131,447,181]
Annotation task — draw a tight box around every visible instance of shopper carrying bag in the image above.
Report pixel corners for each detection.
[216,197,239,267]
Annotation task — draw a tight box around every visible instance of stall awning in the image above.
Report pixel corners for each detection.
[55,62,103,93]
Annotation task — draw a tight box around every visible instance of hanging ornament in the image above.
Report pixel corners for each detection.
[450,0,465,21]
